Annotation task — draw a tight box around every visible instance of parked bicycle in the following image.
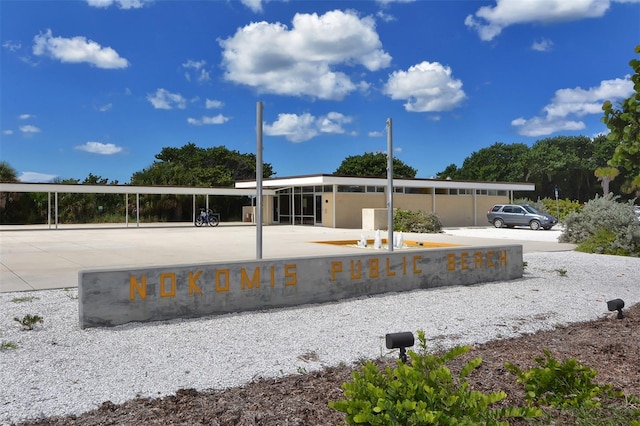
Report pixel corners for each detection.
[195,208,220,227]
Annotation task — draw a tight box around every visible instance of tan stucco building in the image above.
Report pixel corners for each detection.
[236,174,534,228]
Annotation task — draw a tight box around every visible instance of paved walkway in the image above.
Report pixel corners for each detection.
[0,223,575,292]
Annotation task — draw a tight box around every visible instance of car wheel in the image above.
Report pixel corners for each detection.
[530,220,541,230]
[493,218,504,228]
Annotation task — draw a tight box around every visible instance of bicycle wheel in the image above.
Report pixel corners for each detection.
[195,216,204,227]
[209,215,220,227]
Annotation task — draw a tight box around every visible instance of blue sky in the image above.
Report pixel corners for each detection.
[1,0,639,183]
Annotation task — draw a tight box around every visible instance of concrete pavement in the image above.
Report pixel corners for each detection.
[0,222,575,293]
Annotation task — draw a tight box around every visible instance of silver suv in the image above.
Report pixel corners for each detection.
[487,204,557,230]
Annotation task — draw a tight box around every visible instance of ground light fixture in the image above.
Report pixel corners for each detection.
[607,298,625,319]
[385,332,415,363]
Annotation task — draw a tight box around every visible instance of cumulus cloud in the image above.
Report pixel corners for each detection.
[264,111,353,142]
[511,77,633,137]
[19,114,35,120]
[32,29,129,69]
[384,61,466,112]
[86,0,150,9]
[74,141,123,155]
[465,0,612,41]
[147,88,187,110]
[182,60,210,83]
[219,9,391,100]
[205,99,224,109]
[20,125,41,134]
[19,172,58,183]
[187,114,230,125]
[532,38,554,52]
[240,0,263,13]
[3,130,14,135]
[99,103,112,112]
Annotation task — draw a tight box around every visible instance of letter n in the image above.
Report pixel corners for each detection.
[130,275,146,300]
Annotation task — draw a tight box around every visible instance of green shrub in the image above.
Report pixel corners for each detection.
[505,349,613,409]
[559,194,640,256]
[393,209,442,233]
[514,198,583,223]
[14,314,43,330]
[329,331,541,425]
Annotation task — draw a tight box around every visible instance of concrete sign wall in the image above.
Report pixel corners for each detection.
[78,245,523,328]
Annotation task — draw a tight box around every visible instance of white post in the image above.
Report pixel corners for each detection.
[256,102,263,259]
[387,118,393,252]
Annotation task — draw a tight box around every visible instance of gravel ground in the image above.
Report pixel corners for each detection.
[1,250,639,425]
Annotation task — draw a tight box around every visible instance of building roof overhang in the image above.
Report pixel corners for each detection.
[235,174,535,191]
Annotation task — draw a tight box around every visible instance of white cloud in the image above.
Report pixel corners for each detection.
[19,172,58,183]
[74,141,123,155]
[465,0,612,41]
[182,60,210,83]
[205,99,224,109]
[32,29,129,69]
[264,111,353,142]
[20,125,41,134]
[99,103,112,112]
[511,77,633,137]
[240,0,263,13]
[147,88,187,110]
[19,114,34,120]
[3,40,21,52]
[219,9,391,100]
[384,61,466,112]
[86,0,150,9]
[3,130,14,135]
[368,130,384,137]
[187,114,230,125]
[532,38,554,52]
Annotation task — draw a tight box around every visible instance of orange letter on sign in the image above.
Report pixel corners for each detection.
[130,275,146,300]
[188,271,202,295]
[159,273,176,298]
[284,264,297,286]
[447,254,456,271]
[241,267,261,290]
[215,269,230,292]
[330,261,342,281]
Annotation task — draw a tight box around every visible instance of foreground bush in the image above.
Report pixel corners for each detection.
[329,331,541,425]
[559,194,640,256]
[393,209,442,233]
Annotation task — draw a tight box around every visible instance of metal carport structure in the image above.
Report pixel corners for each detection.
[0,182,275,229]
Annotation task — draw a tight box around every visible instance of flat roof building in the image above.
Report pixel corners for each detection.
[235,174,534,228]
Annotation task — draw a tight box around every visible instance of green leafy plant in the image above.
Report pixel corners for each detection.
[1,341,18,350]
[554,268,568,277]
[11,296,39,303]
[14,314,43,330]
[505,349,612,409]
[329,330,541,425]
[393,209,442,233]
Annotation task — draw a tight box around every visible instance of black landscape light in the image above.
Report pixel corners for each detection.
[385,332,414,363]
[607,298,625,319]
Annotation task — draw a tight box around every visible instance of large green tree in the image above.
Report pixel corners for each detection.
[334,152,417,178]
[602,45,640,194]
[446,142,529,182]
[131,144,275,221]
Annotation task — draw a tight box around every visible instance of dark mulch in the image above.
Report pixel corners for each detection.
[18,304,640,426]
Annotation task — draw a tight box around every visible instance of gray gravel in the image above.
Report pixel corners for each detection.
[1,250,639,425]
